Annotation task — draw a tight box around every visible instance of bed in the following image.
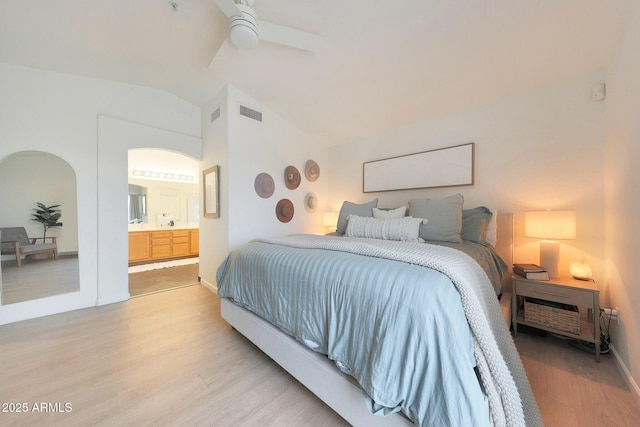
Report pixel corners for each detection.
[216,196,542,426]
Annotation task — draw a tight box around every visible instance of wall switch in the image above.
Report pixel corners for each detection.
[592,83,606,101]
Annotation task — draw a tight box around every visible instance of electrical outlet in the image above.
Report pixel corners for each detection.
[603,307,620,325]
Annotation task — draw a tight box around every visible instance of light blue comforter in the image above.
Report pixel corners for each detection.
[216,237,492,426]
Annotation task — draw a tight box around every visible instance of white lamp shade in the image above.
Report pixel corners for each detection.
[525,210,576,240]
[323,211,339,228]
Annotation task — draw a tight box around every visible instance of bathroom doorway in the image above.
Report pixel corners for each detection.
[127,149,200,297]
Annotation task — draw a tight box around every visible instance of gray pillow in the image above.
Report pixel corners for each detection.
[408,194,464,243]
[336,199,378,234]
[462,206,493,243]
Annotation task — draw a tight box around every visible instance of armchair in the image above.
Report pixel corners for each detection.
[0,227,58,267]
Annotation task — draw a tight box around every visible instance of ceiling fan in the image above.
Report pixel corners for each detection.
[213,0,322,53]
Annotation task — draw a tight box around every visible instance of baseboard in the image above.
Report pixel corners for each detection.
[96,291,130,306]
[58,251,79,257]
[200,278,218,295]
[610,343,640,406]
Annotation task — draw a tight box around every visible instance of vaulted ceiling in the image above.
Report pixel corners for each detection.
[0,0,630,146]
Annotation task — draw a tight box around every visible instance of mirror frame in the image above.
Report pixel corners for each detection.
[203,165,219,218]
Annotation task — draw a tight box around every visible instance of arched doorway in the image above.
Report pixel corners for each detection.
[127,148,200,297]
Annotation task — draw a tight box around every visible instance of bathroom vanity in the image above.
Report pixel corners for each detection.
[128,228,199,265]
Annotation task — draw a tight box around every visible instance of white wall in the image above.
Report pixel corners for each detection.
[198,85,329,289]
[97,117,201,306]
[603,0,640,402]
[0,63,201,324]
[199,86,230,291]
[226,86,328,248]
[328,70,606,285]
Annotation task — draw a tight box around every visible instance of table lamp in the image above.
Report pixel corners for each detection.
[323,211,339,232]
[525,210,576,278]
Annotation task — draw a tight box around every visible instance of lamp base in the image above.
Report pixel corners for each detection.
[540,240,560,278]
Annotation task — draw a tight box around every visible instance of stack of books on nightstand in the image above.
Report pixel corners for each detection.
[513,263,549,280]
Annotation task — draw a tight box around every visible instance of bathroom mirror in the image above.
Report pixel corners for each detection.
[128,149,200,229]
[0,151,79,305]
[128,184,147,224]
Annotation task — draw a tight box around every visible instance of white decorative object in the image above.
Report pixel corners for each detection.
[570,260,593,281]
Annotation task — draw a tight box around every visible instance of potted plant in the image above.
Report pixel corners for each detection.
[31,202,63,240]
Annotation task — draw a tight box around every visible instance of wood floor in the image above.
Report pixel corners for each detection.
[1,256,79,305]
[516,332,640,426]
[0,284,638,427]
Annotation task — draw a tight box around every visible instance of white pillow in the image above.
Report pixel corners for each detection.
[345,215,427,242]
[485,209,498,246]
[373,206,406,219]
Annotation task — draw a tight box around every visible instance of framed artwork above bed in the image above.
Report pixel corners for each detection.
[363,142,474,193]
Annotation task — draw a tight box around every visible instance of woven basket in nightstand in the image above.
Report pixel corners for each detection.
[524,297,580,335]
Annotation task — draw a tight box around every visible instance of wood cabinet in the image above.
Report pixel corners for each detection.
[190,229,199,255]
[128,232,150,262]
[150,231,172,259]
[128,228,199,265]
[171,230,191,257]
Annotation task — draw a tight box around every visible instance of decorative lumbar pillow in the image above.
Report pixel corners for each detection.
[462,206,493,243]
[373,206,407,219]
[336,199,379,235]
[408,193,464,243]
[344,215,426,242]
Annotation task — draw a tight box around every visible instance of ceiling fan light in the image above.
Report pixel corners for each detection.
[228,4,259,49]
[230,24,259,49]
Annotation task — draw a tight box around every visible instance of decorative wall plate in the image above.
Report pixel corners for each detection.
[304,192,318,213]
[305,160,320,182]
[284,166,301,190]
[276,199,294,223]
[254,172,275,198]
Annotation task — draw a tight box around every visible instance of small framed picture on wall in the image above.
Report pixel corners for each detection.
[203,165,219,218]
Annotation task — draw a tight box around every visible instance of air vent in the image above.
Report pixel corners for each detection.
[239,105,263,122]
[210,107,221,123]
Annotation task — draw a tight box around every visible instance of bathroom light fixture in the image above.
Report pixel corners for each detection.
[525,210,576,278]
[132,169,194,183]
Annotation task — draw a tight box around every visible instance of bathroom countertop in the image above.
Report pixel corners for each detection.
[128,224,199,232]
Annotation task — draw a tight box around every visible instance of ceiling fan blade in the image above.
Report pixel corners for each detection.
[214,0,241,18]
[259,20,322,53]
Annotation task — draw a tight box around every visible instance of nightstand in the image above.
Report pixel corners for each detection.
[511,275,601,362]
